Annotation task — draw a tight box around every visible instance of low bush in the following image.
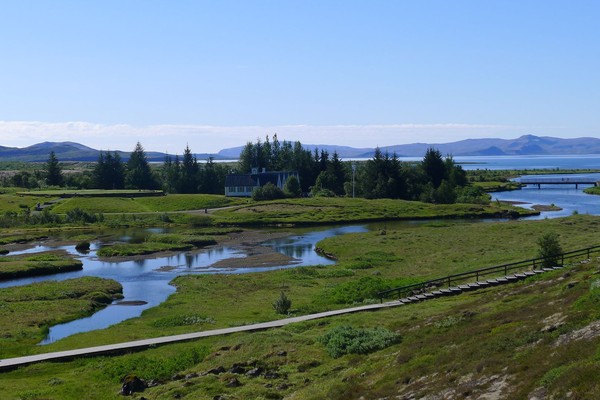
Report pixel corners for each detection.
[272,291,292,314]
[151,314,215,328]
[319,324,401,358]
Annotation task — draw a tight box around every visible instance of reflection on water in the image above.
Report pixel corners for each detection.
[1,225,367,344]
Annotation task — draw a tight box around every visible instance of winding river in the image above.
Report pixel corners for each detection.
[1,225,368,344]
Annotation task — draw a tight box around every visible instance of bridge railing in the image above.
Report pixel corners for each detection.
[518,178,597,184]
[378,245,600,302]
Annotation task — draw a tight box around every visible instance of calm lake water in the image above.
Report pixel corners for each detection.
[3,155,600,343]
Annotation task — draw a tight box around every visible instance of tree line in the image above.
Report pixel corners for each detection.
[1,136,487,204]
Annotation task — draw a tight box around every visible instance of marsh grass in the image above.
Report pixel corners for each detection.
[0,277,122,358]
[0,251,83,280]
[96,233,217,257]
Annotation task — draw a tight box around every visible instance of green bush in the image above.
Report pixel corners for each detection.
[97,346,208,382]
[252,182,286,201]
[537,232,563,268]
[272,291,292,314]
[65,208,101,224]
[319,325,401,358]
[324,276,391,304]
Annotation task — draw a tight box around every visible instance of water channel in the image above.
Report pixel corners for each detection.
[1,225,368,344]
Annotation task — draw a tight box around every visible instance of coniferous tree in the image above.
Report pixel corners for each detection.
[93,151,125,189]
[179,145,200,193]
[126,142,156,190]
[44,151,63,186]
[422,147,446,188]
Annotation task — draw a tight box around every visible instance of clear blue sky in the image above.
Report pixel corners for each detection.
[0,0,598,153]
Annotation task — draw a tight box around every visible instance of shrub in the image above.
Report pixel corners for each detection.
[537,232,563,268]
[253,182,285,201]
[319,325,401,358]
[65,208,99,224]
[272,291,292,314]
[325,276,391,304]
[151,314,215,328]
[75,241,91,251]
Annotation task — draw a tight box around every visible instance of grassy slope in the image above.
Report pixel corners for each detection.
[50,194,246,214]
[1,216,600,398]
[1,254,599,399]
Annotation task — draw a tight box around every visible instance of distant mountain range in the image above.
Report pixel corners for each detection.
[218,134,600,159]
[1,135,600,162]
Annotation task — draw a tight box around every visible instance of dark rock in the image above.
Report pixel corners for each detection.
[120,374,147,396]
[171,373,184,381]
[245,367,264,378]
[264,383,273,388]
[264,371,280,379]
[185,373,199,379]
[276,351,287,357]
[219,346,231,351]
[226,377,242,388]
[146,379,161,388]
[229,363,247,374]
[566,280,580,289]
[276,383,290,390]
[205,366,226,375]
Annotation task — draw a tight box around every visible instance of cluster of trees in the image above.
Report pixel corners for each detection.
[2,136,486,205]
[358,147,481,204]
[239,134,347,195]
[239,136,482,203]
[161,146,225,194]
[3,143,229,194]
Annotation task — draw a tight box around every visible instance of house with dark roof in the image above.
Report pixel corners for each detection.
[225,168,299,197]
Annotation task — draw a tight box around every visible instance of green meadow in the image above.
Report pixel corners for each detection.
[0,186,599,398]
[1,215,600,398]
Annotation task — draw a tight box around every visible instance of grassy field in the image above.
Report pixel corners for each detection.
[0,193,54,213]
[50,194,246,214]
[16,189,164,197]
[210,197,537,226]
[0,277,122,358]
[0,251,83,280]
[1,213,600,397]
[1,231,600,398]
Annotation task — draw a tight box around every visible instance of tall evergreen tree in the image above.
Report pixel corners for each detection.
[179,145,200,193]
[126,142,156,190]
[44,151,63,186]
[93,151,125,189]
[422,147,447,189]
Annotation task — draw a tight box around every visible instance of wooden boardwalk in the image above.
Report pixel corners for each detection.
[0,266,564,372]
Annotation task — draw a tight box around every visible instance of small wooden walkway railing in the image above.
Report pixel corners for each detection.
[378,245,600,302]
